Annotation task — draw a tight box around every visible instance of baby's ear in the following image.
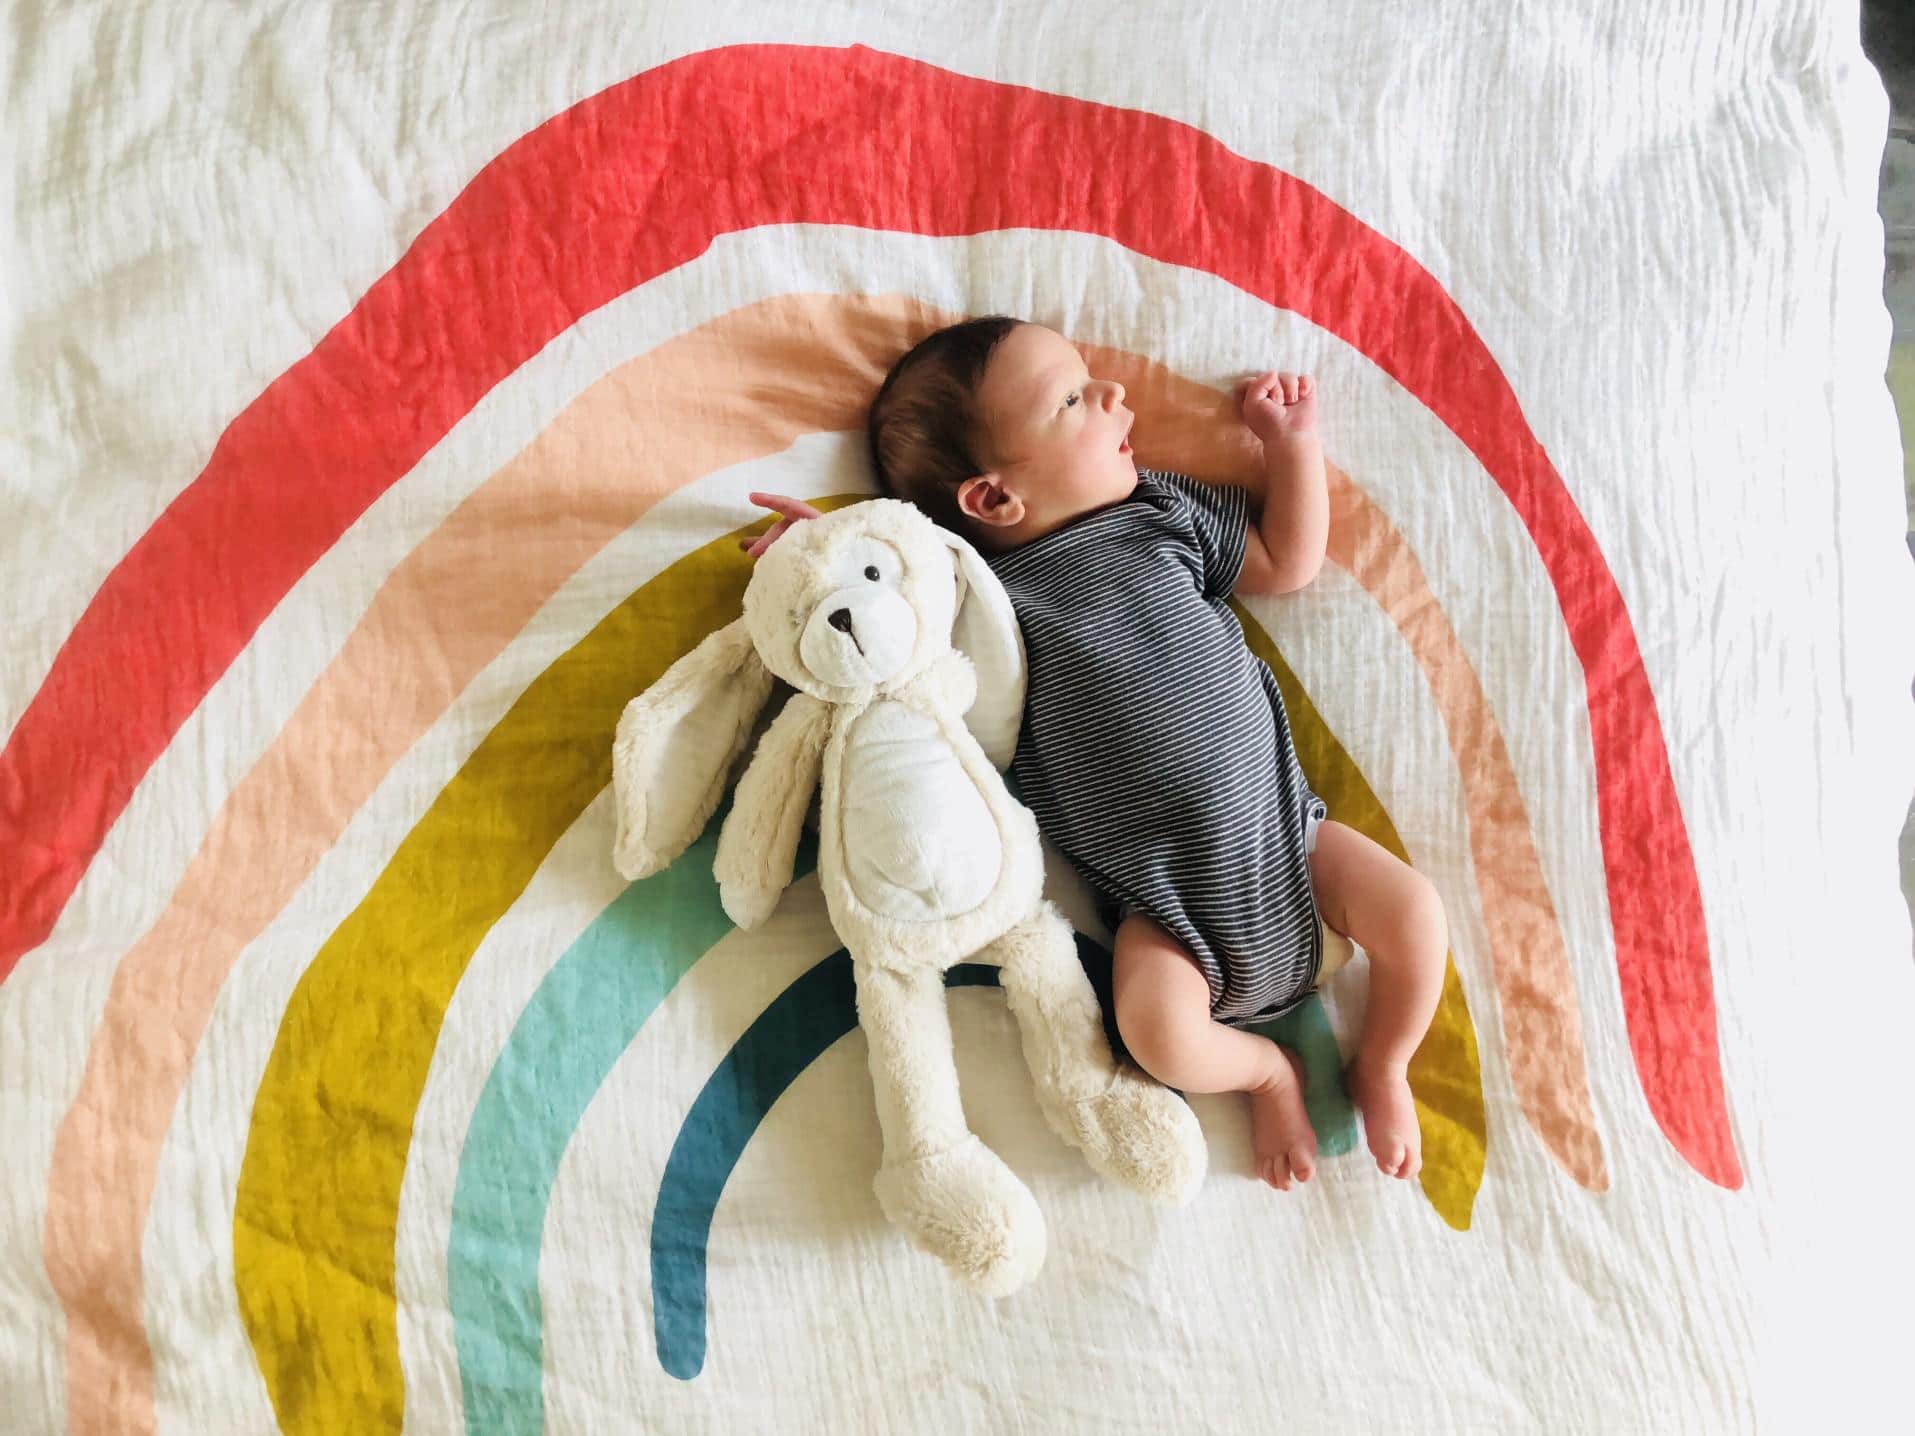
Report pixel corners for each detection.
[957,475,1023,528]
[941,529,1026,770]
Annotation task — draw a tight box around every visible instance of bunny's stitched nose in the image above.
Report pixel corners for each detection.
[828,608,853,634]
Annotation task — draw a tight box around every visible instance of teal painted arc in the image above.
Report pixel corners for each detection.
[447,818,815,1435]
[1254,996,1358,1158]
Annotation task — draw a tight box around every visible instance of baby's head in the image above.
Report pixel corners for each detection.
[867,317,1138,551]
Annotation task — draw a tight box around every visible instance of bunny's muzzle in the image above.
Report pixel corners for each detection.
[798,585,919,688]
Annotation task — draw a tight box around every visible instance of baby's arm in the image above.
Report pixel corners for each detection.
[1232,372,1328,596]
[737,491,823,557]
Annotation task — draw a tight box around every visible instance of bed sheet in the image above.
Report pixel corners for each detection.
[3,2,1913,1432]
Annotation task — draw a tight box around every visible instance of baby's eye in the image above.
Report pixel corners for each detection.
[1062,392,1080,410]
[864,565,880,581]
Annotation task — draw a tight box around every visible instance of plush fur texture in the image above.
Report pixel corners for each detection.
[612,500,1206,1293]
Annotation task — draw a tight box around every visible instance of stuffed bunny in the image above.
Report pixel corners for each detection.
[611,498,1206,1295]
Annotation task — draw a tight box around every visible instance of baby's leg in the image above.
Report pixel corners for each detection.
[1307,820,1447,1180]
[1112,914,1315,1192]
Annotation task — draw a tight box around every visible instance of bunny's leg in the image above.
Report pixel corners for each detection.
[989,903,1208,1205]
[856,961,1046,1296]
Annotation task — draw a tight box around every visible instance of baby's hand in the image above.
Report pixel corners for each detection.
[738,492,823,558]
[1237,371,1317,446]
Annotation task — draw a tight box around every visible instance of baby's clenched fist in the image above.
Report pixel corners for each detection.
[1237,370,1317,445]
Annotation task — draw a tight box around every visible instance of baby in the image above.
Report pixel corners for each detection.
[753,319,1446,1191]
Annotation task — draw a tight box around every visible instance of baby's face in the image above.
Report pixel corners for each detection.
[974,324,1137,534]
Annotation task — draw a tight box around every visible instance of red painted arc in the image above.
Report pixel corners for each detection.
[0,42,1737,1186]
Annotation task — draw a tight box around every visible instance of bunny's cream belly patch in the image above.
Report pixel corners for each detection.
[840,702,1001,921]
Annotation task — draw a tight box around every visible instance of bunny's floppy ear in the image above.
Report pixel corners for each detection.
[942,528,1027,771]
[611,617,775,879]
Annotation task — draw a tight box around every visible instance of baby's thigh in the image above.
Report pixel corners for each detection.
[1112,914,1212,1026]
[1307,820,1445,953]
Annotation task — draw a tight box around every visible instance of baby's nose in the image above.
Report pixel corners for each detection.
[1101,380,1126,408]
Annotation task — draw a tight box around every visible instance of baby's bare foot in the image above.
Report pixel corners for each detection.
[1348,1056,1422,1179]
[1248,1047,1316,1192]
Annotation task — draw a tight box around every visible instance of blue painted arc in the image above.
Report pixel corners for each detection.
[648,939,1352,1381]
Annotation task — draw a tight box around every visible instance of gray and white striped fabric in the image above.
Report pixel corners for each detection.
[989,469,1327,1025]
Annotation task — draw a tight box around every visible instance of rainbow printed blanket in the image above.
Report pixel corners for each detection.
[4,5,1913,1433]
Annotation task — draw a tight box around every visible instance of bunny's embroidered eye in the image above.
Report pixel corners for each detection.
[842,538,900,588]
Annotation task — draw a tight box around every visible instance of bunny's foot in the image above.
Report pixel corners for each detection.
[1042,1066,1208,1205]
[872,1135,1046,1296]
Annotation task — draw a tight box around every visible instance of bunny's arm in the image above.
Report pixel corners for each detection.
[715,692,832,928]
[611,617,772,881]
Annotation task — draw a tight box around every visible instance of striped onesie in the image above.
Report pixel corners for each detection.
[988,470,1328,1026]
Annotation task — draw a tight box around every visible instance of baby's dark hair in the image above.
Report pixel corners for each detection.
[867,315,1023,539]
